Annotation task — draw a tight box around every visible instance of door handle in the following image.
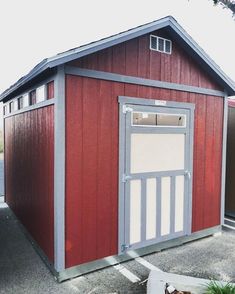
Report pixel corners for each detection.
[184,170,191,180]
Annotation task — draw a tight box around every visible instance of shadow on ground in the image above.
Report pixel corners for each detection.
[1,198,235,293]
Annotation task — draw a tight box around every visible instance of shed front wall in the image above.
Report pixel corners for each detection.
[65,75,223,268]
[69,29,222,91]
[4,105,54,263]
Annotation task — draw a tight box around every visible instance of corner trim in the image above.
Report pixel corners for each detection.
[221,94,228,225]
[54,66,66,271]
[65,66,226,98]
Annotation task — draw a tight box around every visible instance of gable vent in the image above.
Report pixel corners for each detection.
[150,35,172,54]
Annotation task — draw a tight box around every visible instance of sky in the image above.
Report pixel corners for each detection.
[0,0,235,129]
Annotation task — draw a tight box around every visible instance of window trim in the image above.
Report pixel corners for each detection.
[131,111,186,128]
[150,35,172,55]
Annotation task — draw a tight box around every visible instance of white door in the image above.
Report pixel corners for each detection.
[120,102,193,253]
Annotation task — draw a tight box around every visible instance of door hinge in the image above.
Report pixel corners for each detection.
[122,105,133,114]
[121,244,132,252]
[184,170,191,180]
[122,174,132,183]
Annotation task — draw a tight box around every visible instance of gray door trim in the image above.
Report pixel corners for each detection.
[118,96,195,254]
[54,65,66,271]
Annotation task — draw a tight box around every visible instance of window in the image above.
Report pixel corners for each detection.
[29,90,36,106]
[36,85,46,103]
[150,35,172,54]
[3,105,7,115]
[23,93,29,107]
[18,96,24,110]
[9,101,13,113]
[132,112,186,127]
[13,99,18,111]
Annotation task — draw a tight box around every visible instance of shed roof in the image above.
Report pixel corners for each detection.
[1,15,235,101]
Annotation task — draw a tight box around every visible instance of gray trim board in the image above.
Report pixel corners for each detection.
[3,99,55,118]
[54,66,66,271]
[119,96,195,110]
[221,95,228,226]
[65,66,226,97]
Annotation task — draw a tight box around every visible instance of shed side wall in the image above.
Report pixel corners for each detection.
[4,105,54,263]
[65,75,223,268]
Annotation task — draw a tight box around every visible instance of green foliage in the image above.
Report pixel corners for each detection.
[204,280,235,294]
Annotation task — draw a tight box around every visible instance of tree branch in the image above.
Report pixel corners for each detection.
[213,0,235,14]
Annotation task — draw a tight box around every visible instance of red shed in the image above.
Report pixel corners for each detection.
[1,16,235,281]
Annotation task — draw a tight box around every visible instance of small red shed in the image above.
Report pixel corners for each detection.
[1,16,235,281]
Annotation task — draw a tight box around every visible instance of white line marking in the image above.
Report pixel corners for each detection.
[223,224,235,230]
[135,257,163,272]
[225,217,235,224]
[113,264,141,283]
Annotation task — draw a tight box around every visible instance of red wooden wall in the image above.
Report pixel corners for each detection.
[65,76,223,268]
[69,29,221,91]
[5,105,54,263]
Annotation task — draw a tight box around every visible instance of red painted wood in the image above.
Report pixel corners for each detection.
[69,30,222,91]
[228,99,235,108]
[47,81,54,99]
[65,75,223,268]
[4,106,54,263]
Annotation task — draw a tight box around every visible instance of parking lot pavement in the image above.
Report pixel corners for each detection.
[1,200,235,294]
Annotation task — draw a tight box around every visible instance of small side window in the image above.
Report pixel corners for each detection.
[9,101,13,113]
[29,90,36,106]
[23,94,29,107]
[3,105,7,115]
[36,85,46,103]
[18,96,24,110]
[14,99,18,111]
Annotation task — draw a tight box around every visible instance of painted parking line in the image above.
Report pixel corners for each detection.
[113,264,141,283]
[127,251,163,272]
[135,257,163,272]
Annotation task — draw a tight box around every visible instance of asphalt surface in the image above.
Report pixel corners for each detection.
[1,198,235,293]
[0,160,4,196]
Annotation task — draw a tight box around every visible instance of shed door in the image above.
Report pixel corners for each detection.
[120,103,192,253]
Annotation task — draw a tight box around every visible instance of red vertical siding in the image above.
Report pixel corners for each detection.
[70,30,222,91]
[65,75,223,268]
[47,81,54,99]
[4,106,54,263]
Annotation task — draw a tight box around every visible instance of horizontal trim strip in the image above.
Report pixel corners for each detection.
[65,66,225,97]
[4,98,55,118]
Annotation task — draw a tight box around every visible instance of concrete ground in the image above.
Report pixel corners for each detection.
[1,197,235,294]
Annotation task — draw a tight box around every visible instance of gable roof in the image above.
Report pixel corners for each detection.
[1,15,235,101]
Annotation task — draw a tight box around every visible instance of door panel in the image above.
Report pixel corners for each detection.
[120,103,192,252]
[130,133,185,173]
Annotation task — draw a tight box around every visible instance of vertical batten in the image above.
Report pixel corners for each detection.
[161,177,171,236]
[54,66,65,271]
[146,178,157,240]
[130,180,141,244]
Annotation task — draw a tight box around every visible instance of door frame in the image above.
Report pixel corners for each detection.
[118,96,195,254]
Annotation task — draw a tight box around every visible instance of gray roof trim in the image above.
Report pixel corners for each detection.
[1,16,235,100]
